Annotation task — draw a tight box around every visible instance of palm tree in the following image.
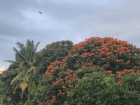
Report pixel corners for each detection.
[3,39,40,99]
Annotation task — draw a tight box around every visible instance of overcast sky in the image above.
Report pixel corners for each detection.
[1,0,140,70]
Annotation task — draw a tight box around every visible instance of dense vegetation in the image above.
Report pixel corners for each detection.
[1,37,140,105]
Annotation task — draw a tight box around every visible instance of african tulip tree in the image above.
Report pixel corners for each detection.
[29,37,140,104]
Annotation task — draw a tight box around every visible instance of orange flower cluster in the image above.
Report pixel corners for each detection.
[44,95,56,105]
[117,80,124,85]
[58,90,65,94]
[77,102,83,105]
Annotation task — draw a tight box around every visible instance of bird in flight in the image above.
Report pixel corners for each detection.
[39,12,42,14]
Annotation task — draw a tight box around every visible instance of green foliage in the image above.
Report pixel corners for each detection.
[131,54,140,71]
[1,39,40,104]
[2,37,140,105]
[37,37,140,105]
[0,71,25,105]
[24,40,73,104]
[24,86,48,105]
[65,70,140,105]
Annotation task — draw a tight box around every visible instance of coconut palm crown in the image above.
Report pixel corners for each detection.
[3,39,40,99]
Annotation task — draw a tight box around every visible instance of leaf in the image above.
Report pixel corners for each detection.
[28,80,36,93]
[27,66,36,73]
[19,80,28,99]
[10,70,25,85]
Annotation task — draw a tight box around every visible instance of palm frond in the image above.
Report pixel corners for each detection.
[13,47,23,58]
[3,60,19,64]
[34,42,40,53]
[16,42,25,52]
[28,80,36,93]
[15,43,25,61]
[10,70,25,85]
[13,81,22,95]
[26,40,34,62]
[27,66,36,74]
[19,80,28,99]
[14,47,32,66]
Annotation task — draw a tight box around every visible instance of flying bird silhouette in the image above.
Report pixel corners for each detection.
[39,12,42,14]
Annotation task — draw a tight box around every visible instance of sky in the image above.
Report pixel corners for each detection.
[1,0,140,70]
